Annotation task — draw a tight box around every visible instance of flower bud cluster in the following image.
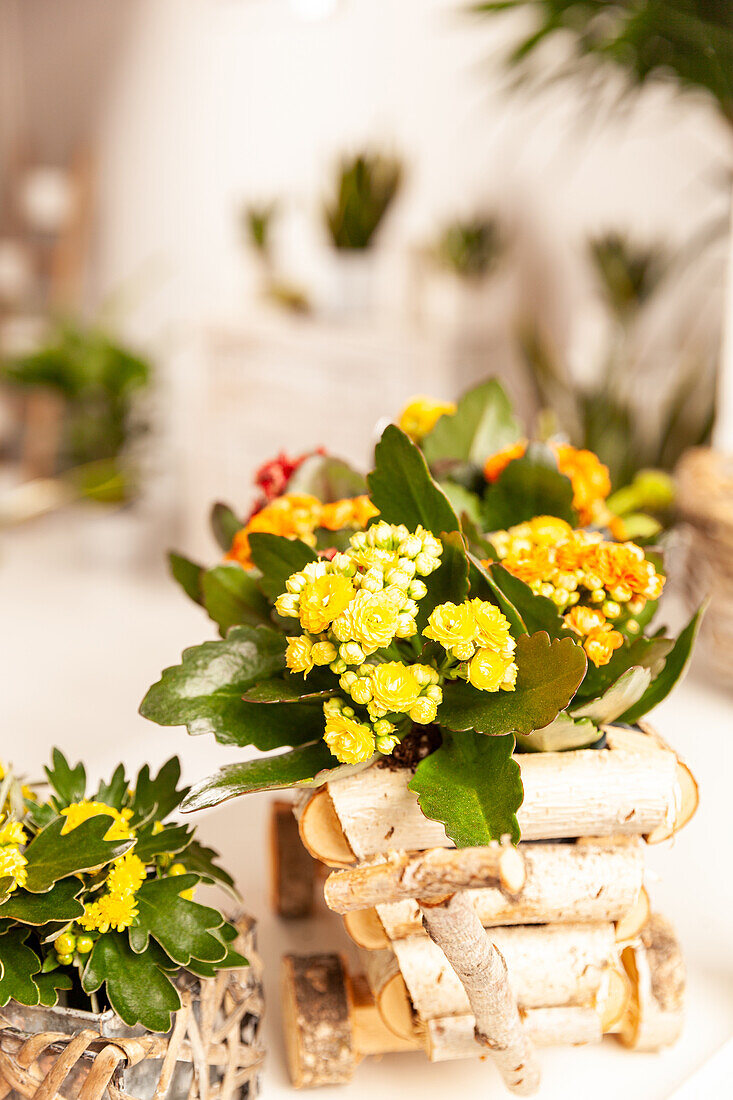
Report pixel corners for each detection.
[339,661,443,725]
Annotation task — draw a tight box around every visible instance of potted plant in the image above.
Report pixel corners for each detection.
[322,151,403,317]
[0,753,263,1100]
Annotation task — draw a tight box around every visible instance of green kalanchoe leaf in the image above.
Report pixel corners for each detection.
[35,970,73,1007]
[0,878,84,925]
[438,481,484,527]
[168,552,204,606]
[0,928,41,1006]
[23,818,135,893]
[440,632,587,737]
[82,933,181,1033]
[619,605,706,723]
[467,555,527,637]
[421,379,521,468]
[410,732,522,846]
[140,626,289,747]
[211,502,243,552]
[573,634,673,701]
[181,741,338,812]
[571,666,653,724]
[516,712,599,752]
[487,564,568,639]
[201,564,272,635]
[482,443,577,530]
[128,876,227,965]
[368,424,460,538]
[248,534,318,601]
[286,454,367,500]
[243,675,334,702]
[44,749,86,807]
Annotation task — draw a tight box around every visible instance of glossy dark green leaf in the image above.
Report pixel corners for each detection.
[482,443,577,530]
[440,632,587,736]
[83,933,181,1033]
[410,732,522,846]
[438,481,484,526]
[129,876,227,964]
[420,530,471,627]
[44,749,86,806]
[133,823,192,862]
[488,564,567,638]
[368,424,460,537]
[286,454,367,501]
[211,502,243,552]
[35,970,73,1007]
[181,741,337,812]
[0,878,84,925]
[201,564,271,635]
[140,626,288,746]
[186,945,248,978]
[248,533,318,601]
[23,818,135,893]
[243,675,334,703]
[620,605,706,723]
[95,764,128,810]
[130,758,188,824]
[422,379,521,467]
[0,928,41,1006]
[168,552,204,606]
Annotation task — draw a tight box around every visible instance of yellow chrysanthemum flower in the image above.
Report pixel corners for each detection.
[0,844,28,892]
[298,574,356,634]
[285,635,315,675]
[106,851,147,896]
[398,396,456,441]
[95,891,138,933]
[423,601,476,657]
[0,818,27,846]
[60,801,135,841]
[368,662,421,716]
[468,648,517,693]
[323,710,376,765]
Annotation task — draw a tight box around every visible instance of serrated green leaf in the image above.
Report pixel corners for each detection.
[130,758,188,824]
[83,933,181,1033]
[211,502,243,552]
[129,877,226,965]
[248,534,318,601]
[23,818,135,893]
[488,564,568,638]
[178,840,236,893]
[186,946,248,978]
[140,626,288,746]
[571,666,652,723]
[0,880,12,905]
[516,712,599,752]
[35,970,73,1006]
[0,928,41,1006]
[410,732,522,846]
[168,552,204,606]
[286,454,367,501]
[368,424,460,537]
[44,749,86,806]
[95,764,128,810]
[482,443,577,530]
[24,801,57,830]
[422,379,521,468]
[181,741,337,812]
[440,632,587,736]
[133,823,192,862]
[0,878,84,925]
[620,605,706,723]
[201,564,271,635]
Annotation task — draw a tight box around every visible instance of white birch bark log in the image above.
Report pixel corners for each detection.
[618,913,685,1051]
[393,922,618,1018]
[425,1006,602,1062]
[324,843,526,913]
[320,727,680,861]
[359,839,644,937]
[419,892,540,1096]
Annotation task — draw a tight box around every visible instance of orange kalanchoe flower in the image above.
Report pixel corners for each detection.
[483,441,612,526]
[226,493,378,569]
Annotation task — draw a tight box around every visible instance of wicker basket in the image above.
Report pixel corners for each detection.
[0,916,264,1100]
[676,447,733,685]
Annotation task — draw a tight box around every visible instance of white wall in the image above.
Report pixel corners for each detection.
[93,0,728,344]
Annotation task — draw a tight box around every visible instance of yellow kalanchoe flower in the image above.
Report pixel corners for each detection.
[469,648,517,693]
[469,599,516,659]
[398,395,456,441]
[323,699,376,764]
[60,801,135,841]
[285,635,315,675]
[424,601,477,659]
[332,590,402,652]
[297,574,356,634]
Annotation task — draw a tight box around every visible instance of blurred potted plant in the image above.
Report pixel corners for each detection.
[322,150,403,316]
[418,214,507,335]
[240,201,311,315]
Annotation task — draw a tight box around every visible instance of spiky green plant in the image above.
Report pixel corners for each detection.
[324,152,403,250]
[434,216,505,279]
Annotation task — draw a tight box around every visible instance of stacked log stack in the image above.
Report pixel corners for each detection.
[278,723,697,1093]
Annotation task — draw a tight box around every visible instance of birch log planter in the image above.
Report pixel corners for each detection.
[281,721,696,1091]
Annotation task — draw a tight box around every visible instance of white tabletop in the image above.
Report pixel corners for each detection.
[3,513,733,1098]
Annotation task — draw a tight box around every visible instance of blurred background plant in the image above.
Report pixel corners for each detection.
[241,201,277,264]
[1,319,151,504]
[433,216,504,280]
[324,151,403,250]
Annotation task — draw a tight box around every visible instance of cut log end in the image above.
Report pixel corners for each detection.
[599,966,631,1032]
[281,953,356,1088]
[343,908,389,950]
[617,914,685,1051]
[270,800,316,919]
[297,788,355,867]
[646,761,699,844]
[615,887,651,944]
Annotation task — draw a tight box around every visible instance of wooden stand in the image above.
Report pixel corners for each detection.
[275,723,695,1091]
